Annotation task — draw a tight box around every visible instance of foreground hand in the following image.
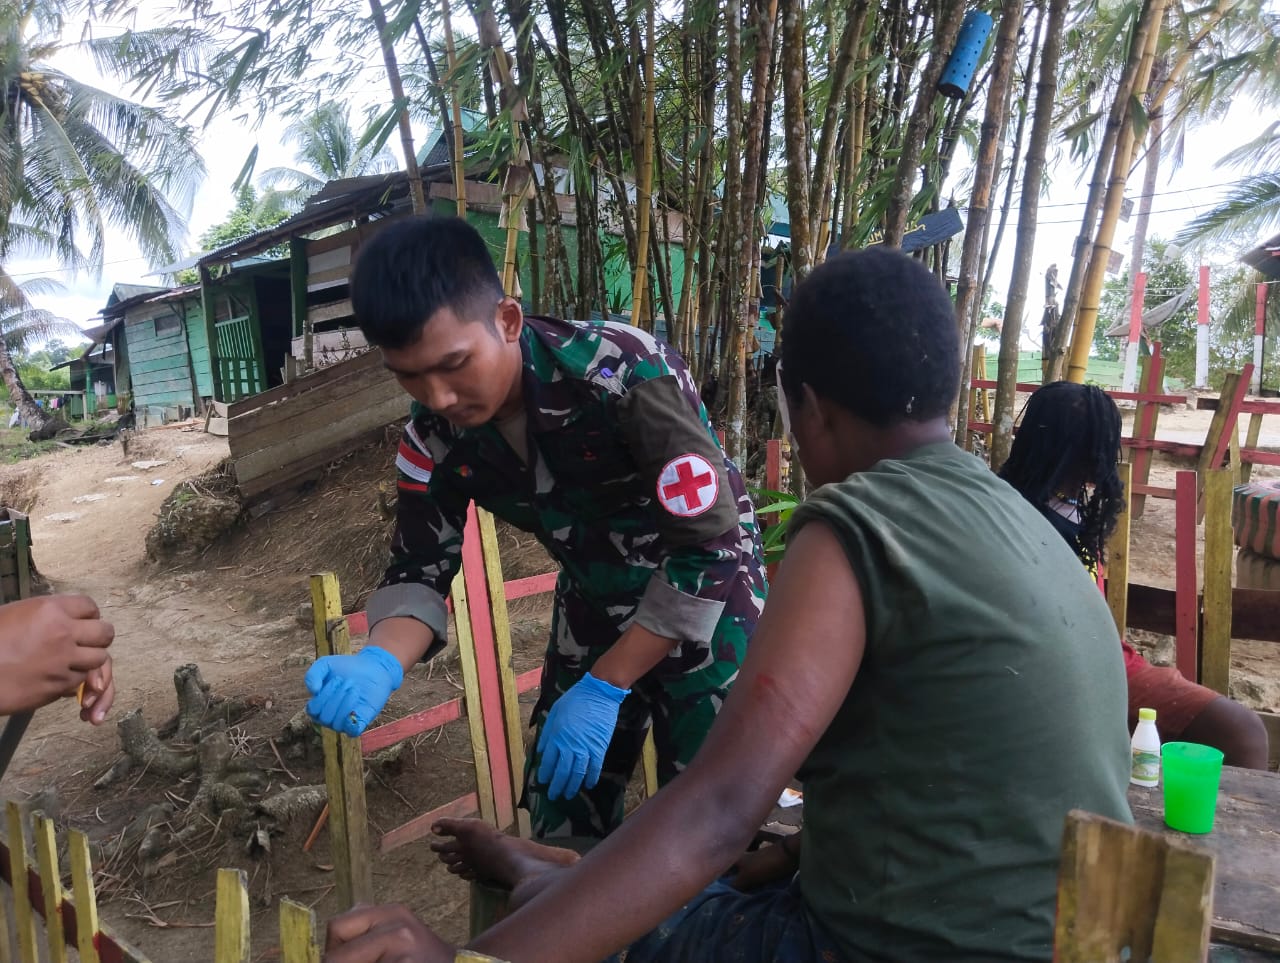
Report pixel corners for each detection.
[0,595,114,716]
[324,903,453,962]
[79,655,115,725]
[536,672,628,800]
[305,646,404,736]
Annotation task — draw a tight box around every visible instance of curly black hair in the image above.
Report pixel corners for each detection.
[998,381,1124,571]
[779,247,960,426]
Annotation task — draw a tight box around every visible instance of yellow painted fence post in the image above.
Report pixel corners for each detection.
[214,867,250,963]
[310,572,374,909]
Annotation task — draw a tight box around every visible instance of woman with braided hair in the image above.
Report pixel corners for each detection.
[1001,381,1269,769]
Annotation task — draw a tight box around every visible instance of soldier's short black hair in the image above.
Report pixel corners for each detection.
[780,247,960,426]
[350,216,505,350]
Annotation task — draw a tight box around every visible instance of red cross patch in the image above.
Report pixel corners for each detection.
[657,453,720,517]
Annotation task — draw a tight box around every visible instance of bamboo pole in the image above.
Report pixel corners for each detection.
[1053,0,1163,379]
[952,0,1026,441]
[1064,0,1166,382]
[629,0,656,327]
[368,0,426,214]
[442,0,468,217]
[474,4,531,295]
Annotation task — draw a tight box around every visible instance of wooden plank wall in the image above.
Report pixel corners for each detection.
[227,349,407,502]
[183,299,216,398]
[123,302,196,417]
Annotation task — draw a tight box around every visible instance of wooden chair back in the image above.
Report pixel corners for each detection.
[1055,809,1215,963]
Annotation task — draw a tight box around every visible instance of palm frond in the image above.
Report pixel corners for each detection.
[60,75,204,208]
[0,307,81,353]
[1175,174,1280,248]
[1215,123,1280,172]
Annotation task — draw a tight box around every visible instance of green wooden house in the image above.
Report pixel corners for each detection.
[191,127,693,375]
[88,261,292,424]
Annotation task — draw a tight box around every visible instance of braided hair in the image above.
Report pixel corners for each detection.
[998,381,1124,571]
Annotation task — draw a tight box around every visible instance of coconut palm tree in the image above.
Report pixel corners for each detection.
[0,277,81,429]
[1,0,204,431]
[1176,125,1280,247]
[256,101,398,213]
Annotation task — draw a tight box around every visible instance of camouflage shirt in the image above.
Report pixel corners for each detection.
[367,315,765,659]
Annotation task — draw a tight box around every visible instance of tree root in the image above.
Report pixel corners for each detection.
[94,663,407,881]
[94,709,198,789]
[154,664,259,741]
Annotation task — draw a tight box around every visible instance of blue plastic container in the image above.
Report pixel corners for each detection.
[939,10,994,99]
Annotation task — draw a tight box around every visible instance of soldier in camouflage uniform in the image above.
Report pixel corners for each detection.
[303,216,767,839]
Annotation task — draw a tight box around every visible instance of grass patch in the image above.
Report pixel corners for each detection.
[0,425,61,463]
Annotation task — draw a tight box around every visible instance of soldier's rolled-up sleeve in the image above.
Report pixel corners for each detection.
[616,372,746,645]
[366,424,468,660]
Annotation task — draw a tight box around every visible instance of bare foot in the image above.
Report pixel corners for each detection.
[430,818,579,889]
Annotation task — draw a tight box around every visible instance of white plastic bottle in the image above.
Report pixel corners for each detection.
[1130,707,1161,787]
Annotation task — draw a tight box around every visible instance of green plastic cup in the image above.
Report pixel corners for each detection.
[1161,742,1224,834]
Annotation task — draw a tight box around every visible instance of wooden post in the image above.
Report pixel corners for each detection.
[1196,366,1252,520]
[458,506,516,830]
[476,508,528,836]
[450,551,500,827]
[1241,412,1264,484]
[279,898,322,963]
[213,868,250,963]
[7,801,38,963]
[468,880,510,938]
[290,237,310,341]
[1054,809,1214,962]
[200,266,223,403]
[641,731,659,798]
[1201,469,1234,696]
[1128,344,1164,519]
[33,816,68,963]
[1228,426,1242,486]
[12,512,30,600]
[1174,471,1200,682]
[310,573,374,908]
[67,830,102,963]
[1105,462,1132,639]
[969,344,989,430]
[0,868,11,961]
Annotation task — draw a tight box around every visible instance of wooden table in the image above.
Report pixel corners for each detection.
[1128,766,1280,955]
[759,769,1278,955]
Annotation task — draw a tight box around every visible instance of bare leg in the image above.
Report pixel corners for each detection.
[430,817,579,889]
[1181,697,1270,770]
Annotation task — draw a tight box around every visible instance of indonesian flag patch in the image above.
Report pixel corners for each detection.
[657,453,720,517]
[396,439,435,491]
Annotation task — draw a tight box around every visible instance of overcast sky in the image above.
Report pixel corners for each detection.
[9,9,1274,350]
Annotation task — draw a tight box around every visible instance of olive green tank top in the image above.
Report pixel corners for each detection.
[789,442,1131,962]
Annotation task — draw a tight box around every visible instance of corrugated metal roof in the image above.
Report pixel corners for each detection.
[99,282,201,319]
[1241,232,1280,281]
[195,162,465,268]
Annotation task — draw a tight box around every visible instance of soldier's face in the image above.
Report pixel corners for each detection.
[381,299,524,428]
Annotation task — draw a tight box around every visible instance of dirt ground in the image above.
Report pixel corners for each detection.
[0,426,553,959]
[0,402,1276,959]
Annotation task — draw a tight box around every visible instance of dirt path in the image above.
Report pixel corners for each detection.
[2,428,305,788]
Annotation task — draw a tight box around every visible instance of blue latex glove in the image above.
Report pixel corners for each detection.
[304,646,404,737]
[536,672,630,801]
